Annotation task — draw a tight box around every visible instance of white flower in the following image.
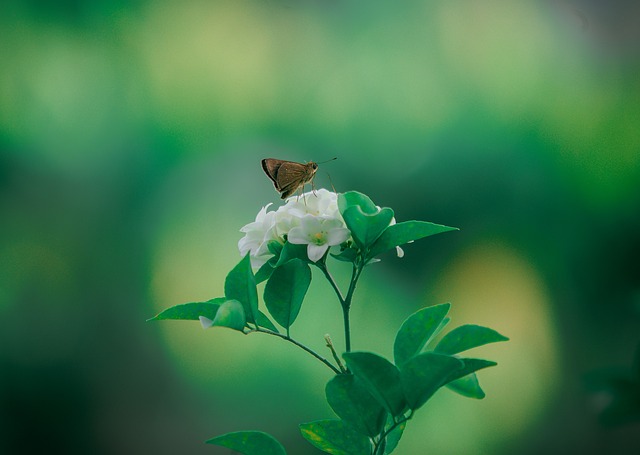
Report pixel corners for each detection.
[238,189,350,266]
[283,188,341,219]
[238,203,280,268]
[287,215,350,262]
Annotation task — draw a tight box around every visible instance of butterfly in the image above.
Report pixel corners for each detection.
[262,158,335,199]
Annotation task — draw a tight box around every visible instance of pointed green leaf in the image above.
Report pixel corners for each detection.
[435,325,509,355]
[443,358,497,400]
[255,256,278,284]
[338,191,379,215]
[225,253,259,324]
[267,240,284,256]
[342,206,394,250]
[256,310,279,333]
[206,431,286,455]
[211,299,246,331]
[368,221,458,259]
[446,373,485,399]
[393,303,451,367]
[400,352,464,410]
[325,374,387,437]
[331,247,358,263]
[384,419,406,454]
[276,241,311,266]
[300,420,371,455]
[447,358,497,382]
[264,259,311,329]
[147,298,225,321]
[343,352,406,416]
[425,316,451,350]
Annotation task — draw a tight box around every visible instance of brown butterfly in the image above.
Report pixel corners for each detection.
[261,158,335,199]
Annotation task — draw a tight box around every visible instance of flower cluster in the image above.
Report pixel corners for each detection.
[238,189,351,267]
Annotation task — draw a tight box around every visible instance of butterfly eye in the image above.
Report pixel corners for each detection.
[312,163,318,169]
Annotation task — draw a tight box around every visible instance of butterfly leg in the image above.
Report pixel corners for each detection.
[326,172,337,194]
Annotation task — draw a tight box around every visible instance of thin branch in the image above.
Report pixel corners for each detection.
[253,328,341,375]
[324,334,347,373]
[317,262,345,305]
[372,412,414,455]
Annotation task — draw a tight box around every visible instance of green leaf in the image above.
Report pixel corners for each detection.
[442,358,498,399]
[338,191,379,215]
[225,253,259,324]
[211,299,246,331]
[264,259,311,329]
[446,358,497,383]
[256,310,279,333]
[342,206,394,250]
[400,352,464,410]
[147,298,225,321]
[299,420,371,455]
[446,373,486,399]
[276,241,310,266]
[325,374,387,437]
[393,303,451,367]
[384,419,406,454]
[425,316,451,350]
[343,352,406,416]
[331,247,358,263]
[206,431,286,455]
[368,221,458,259]
[267,240,284,256]
[255,241,285,284]
[434,324,509,355]
[255,256,278,284]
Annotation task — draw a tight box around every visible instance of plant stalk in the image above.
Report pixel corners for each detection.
[255,328,341,375]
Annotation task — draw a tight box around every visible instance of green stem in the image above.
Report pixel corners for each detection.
[317,260,365,354]
[342,304,351,353]
[318,263,345,305]
[342,262,364,353]
[255,328,341,375]
[372,412,413,455]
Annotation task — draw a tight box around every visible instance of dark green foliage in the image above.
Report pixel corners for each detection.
[276,241,311,266]
[211,299,246,330]
[146,298,225,321]
[256,310,279,333]
[343,352,406,417]
[326,374,387,437]
[206,431,286,455]
[342,205,394,251]
[435,324,509,355]
[224,253,258,323]
[300,420,372,455]
[399,352,464,410]
[264,259,311,330]
[367,221,458,259]
[394,303,451,367]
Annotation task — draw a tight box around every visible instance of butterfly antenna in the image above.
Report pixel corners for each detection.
[317,157,338,165]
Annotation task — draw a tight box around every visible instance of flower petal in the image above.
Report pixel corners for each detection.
[307,243,328,262]
[326,227,350,246]
[287,226,308,244]
[199,316,214,329]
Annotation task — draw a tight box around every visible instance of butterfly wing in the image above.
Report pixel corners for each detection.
[262,159,316,199]
[261,158,285,191]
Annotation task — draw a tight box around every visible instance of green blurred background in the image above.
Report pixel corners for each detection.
[1,1,639,453]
